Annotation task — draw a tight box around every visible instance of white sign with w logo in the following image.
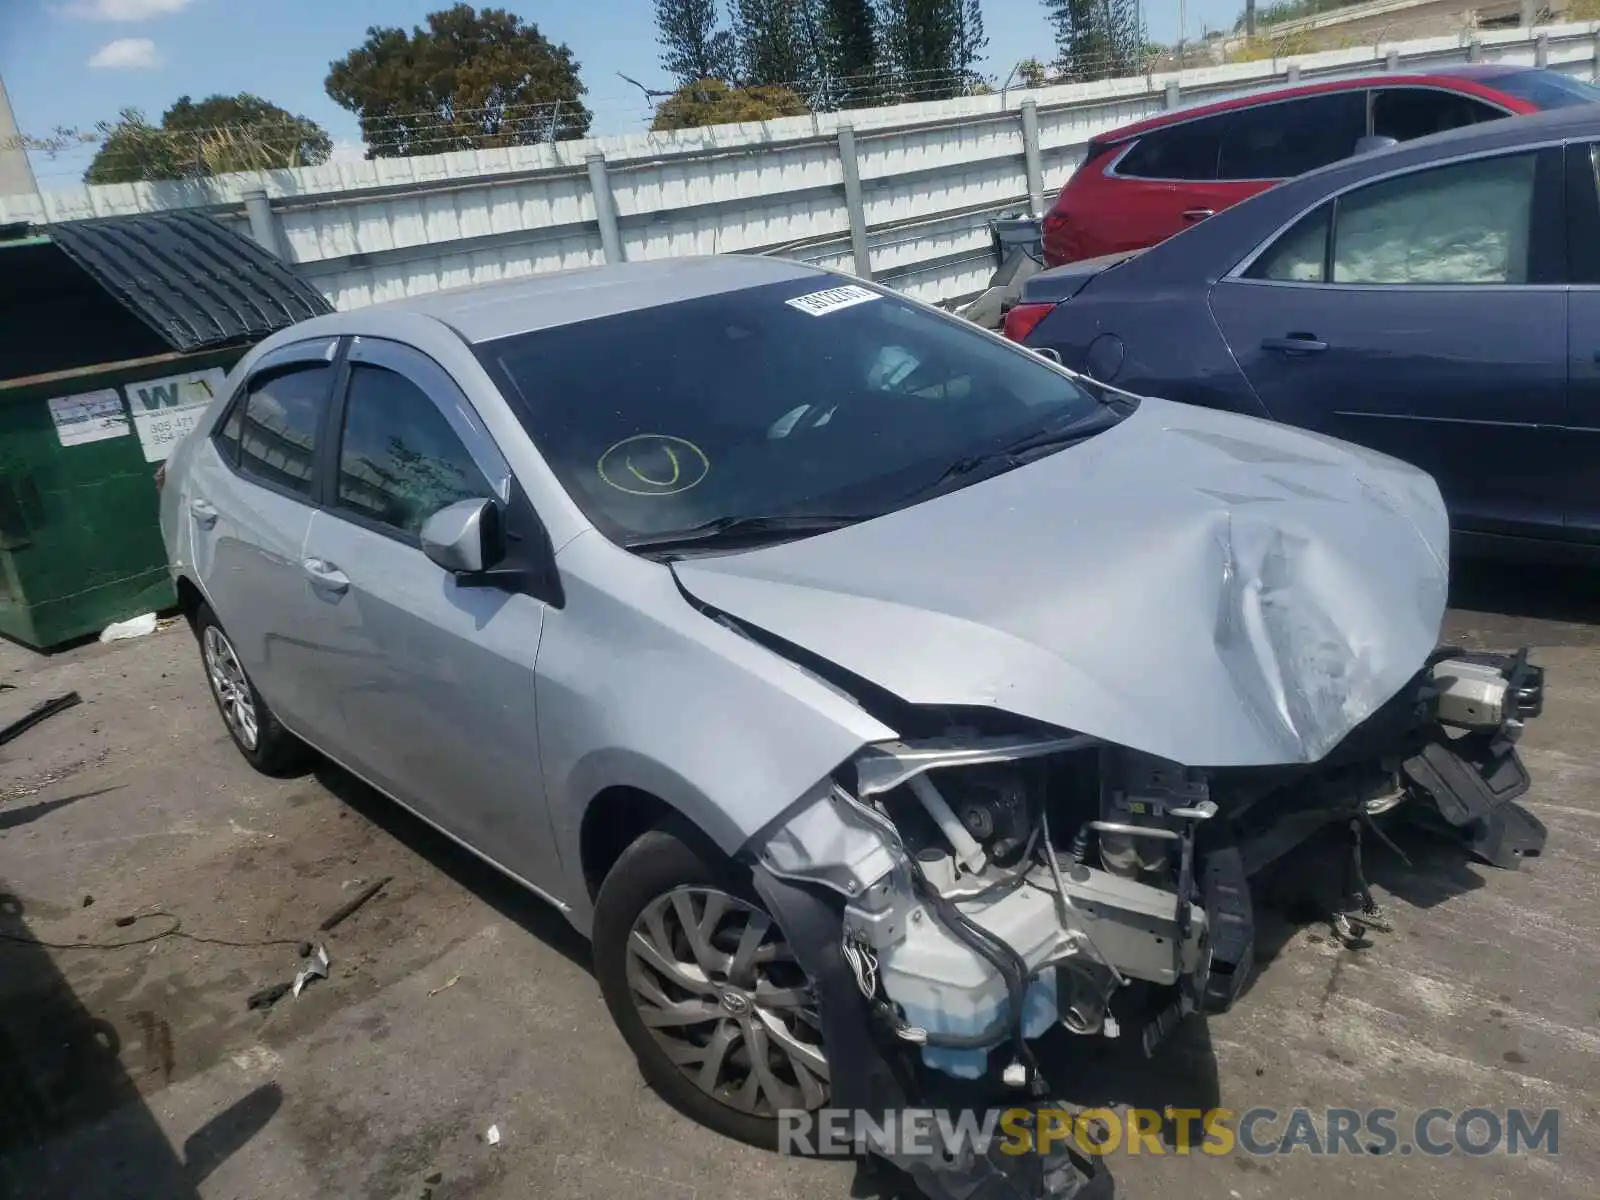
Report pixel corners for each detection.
[127,367,227,463]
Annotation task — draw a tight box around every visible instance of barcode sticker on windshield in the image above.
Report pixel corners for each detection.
[786,284,880,316]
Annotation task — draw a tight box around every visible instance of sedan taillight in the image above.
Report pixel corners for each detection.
[1002,302,1057,344]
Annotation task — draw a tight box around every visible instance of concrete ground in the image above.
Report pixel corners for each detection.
[0,559,1596,1200]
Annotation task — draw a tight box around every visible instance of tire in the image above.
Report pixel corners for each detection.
[593,823,831,1149]
[194,603,309,776]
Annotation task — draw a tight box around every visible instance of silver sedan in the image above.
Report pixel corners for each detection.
[159,255,1546,1200]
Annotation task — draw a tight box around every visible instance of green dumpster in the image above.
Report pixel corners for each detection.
[0,212,331,649]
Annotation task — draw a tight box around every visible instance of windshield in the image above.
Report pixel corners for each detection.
[1492,69,1600,109]
[474,276,1114,545]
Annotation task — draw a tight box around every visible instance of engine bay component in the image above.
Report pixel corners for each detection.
[853,732,1096,797]
[908,772,988,874]
[752,641,1548,1200]
[1433,658,1514,728]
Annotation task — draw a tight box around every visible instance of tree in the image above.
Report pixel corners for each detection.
[733,0,817,87]
[874,0,987,100]
[650,78,810,129]
[325,4,591,158]
[1017,56,1049,87]
[84,95,331,184]
[1043,0,1145,83]
[820,0,880,102]
[954,0,988,81]
[654,0,736,85]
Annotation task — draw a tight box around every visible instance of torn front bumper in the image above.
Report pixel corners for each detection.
[1400,647,1547,869]
[746,645,1547,1200]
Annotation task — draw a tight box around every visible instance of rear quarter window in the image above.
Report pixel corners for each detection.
[1115,120,1222,180]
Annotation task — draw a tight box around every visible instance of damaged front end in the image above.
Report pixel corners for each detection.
[744,646,1545,1199]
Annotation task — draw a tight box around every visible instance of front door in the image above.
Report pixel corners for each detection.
[1209,146,1567,538]
[297,337,562,890]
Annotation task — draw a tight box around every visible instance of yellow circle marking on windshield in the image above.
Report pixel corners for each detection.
[598,435,710,496]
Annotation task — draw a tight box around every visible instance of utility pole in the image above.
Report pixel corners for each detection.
[1245,0,1257,37]
[0,71,42,205]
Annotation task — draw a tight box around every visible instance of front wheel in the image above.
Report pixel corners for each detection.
[592,825,831,1148]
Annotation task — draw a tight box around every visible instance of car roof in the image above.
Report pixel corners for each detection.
[1094,64,1535,144]
[366,254,827,344]
[1040,101,1600,295]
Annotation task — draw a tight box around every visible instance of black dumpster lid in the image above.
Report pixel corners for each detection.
[41,210,333,354]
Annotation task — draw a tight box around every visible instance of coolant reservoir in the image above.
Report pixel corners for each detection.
[878,883,1063,1079]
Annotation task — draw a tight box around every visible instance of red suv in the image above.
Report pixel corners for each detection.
[1041,65,1599,266]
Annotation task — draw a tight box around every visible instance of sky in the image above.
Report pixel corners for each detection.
[1,0,1244,188]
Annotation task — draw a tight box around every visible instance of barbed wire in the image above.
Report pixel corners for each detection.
[16,18,1557,183]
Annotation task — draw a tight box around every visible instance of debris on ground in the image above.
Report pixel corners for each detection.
[247,982,293,1011]
[99,612,158,642]
[292,945,330,998]
[318,875,392,932]
[485,1124,501,1146]
[0,692,83,749]
[428,974,461,997]
[80,894,93,908]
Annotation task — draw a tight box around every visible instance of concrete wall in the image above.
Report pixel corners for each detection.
[4,21,1596,311]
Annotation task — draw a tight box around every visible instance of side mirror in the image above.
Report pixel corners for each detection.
[1352,134,1398,157]
[420,498,505,578]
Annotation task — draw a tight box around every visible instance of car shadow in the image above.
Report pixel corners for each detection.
[1447,555,1600,636]
[0,890,279,1198]
[1243,818,1488,993]
[308,761,592,972]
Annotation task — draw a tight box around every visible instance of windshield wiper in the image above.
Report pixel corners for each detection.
[622,512,869,555]
[913,410,1124,497]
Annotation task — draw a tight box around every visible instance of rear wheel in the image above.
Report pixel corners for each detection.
[195,604,309,776]
[592,825,830,1148]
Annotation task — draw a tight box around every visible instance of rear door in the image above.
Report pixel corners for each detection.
[186,337,342,732]
[1082,112,1248,256]
[1562,139,1600,539]
[1097,91,1368,255]
[295,337,562,889]
[1209,146,1567,537]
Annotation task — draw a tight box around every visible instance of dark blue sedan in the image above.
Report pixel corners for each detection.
[1009,103,1600,557]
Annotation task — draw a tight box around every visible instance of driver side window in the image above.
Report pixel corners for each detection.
[334,364,492,539]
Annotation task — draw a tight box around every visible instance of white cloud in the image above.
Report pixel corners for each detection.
[328,140,366,164]
[62,0,193,19]
[88,37,161,69]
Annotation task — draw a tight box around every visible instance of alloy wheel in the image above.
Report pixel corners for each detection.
[626,886,829,1116]
[203,625,259,751]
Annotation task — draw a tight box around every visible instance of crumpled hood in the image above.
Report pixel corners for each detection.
[672,398,1449,768]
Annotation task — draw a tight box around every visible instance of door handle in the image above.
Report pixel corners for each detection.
[189,498,218,528]
[303,558,350,594]
[1182,208,1215,221]
[1261,335,1329,355]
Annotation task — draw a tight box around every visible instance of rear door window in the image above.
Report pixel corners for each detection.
[1217,91,1368,181]
[235,364,333,499]
[1372,87,1505,141]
